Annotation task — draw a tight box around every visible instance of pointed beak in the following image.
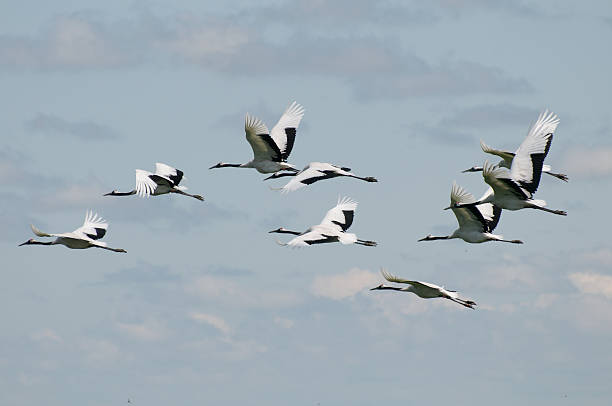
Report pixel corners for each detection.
[461,168,472,173]
[370,284,382,291]
[209,164,219,169]
[103,192,112,196]
[444,205,452,210]
[417,236,427,242]
[18,240,29,246]
[263,174,275,181]
[268,229,278,233]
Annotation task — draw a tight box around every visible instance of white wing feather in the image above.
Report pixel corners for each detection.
[319,196,358,231]
[244,113,277,161]
[270,101,304,159]
[135,169,157,197]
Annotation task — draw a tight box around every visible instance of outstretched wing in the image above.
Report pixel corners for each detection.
[134,169,158,197]
[270,101,305,162]
[155,163,184,186]
[483,161,531,200]
[73,211,108,240]
[510,110,558,194]
[450,183,486,232]
[381,269,443,292]
[480,140,514,166]
[280,162,344,193]
[244,114,282,162]
[286,230,340,247]
[319,196,358,232]
[475,187,502,232]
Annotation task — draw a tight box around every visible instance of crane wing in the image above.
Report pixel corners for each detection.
[380,269,442,291]
[280,163,343,193]
[135,169,158,197]
[319,196,357,231]
[270,101,304,161]
[155,163,184,186]
[286,230,339,247]
[480,140,514,166]
[483,161,531,200]
[509,110,558,194]
[73,211,108,240]
[475,187,502,232]
[244,114,282,162]
[450,183,486,232]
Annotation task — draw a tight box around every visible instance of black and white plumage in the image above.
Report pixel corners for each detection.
[264,162,377,192]
[209,101,305,174]
[269,197,377,247]
[18,211,127,253]
[420,183,522,244]
[370,269,476,309]
[450,111,567,215]
[463,110,568,181]
[104,162,204,201]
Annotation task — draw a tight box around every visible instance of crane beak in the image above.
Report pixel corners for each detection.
[209,163,221,169]
[443,205,452,210]
[370,284,383,291]
[263,174,276,181]
[18,239,32,246]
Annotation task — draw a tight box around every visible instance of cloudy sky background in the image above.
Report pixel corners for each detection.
[1,0,611,404]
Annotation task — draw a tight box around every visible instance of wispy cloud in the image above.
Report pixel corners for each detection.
[25,113,120,140]
[0,11,531,100]
[311,268,379,300]
[189,312,231,335]
[569,272,612,299]
[116,318,169,341]
[30,329,63,343]
[562,146,612,179]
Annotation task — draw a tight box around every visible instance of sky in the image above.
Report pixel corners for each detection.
[1,0,612,405]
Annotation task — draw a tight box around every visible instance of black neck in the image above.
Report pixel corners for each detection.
[275,229,301,235]
[106,190,136,196]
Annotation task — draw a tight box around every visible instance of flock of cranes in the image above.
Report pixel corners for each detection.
[19,102,568,310]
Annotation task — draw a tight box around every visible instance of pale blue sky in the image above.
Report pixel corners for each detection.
[1,1,612,405]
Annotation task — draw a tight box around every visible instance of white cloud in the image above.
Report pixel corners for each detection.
[273,316,294,329]
[116,318,169,341]
[30,329,63,343]
[569,272,612,299]
[311,268,379,300]
[562,146,612,178]
[190,312,231,335]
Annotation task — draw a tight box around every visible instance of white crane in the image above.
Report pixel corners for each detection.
[419,183,522,244]
[449,160,567,215]
[269,197,377,247]
[264,162,378,192]
[463,110,568,181]
[209,101,305,174]
[104,162,203,201]
[370,269,476,309]
[449,111,567,216]
[18,211,127,253]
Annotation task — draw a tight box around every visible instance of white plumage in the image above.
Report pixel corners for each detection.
[210,101,305,174]
[105,162,204,201]
[451,111,567,216]
[420,183,522,244]
[265,162,377,192]
[370,269,476,309]
[269,197,377,247]
[19,211,126,253]
[463,110,568,181]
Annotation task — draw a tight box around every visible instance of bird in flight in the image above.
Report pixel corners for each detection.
[19,211,127,253]
[104,162,204,201]
[264,162,377,193]
[463,110,567,182]
[370,269,476,309]
[449,111,567,215]
[210,101,305,174]
[420,183,522,244]
[269,197,377,247]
